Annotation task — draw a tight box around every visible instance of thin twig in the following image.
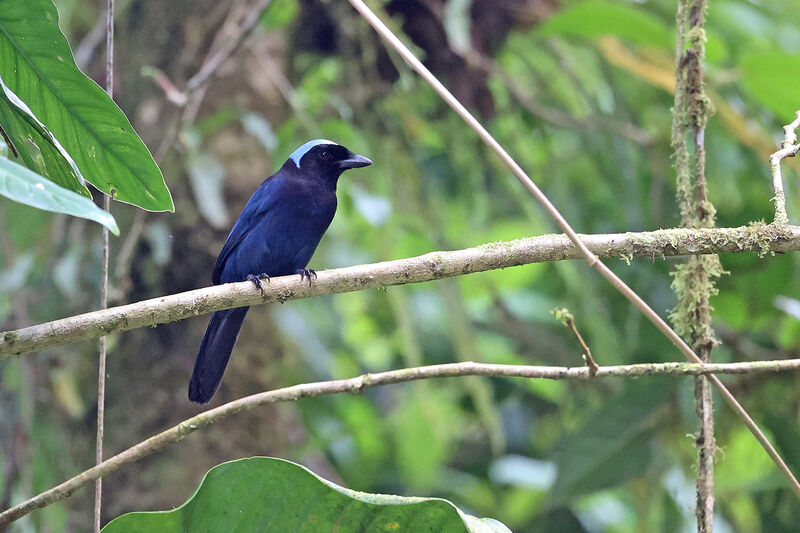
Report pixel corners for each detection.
[567,317,597,374]
[2,224,799,359]
[94,199,109,533]
[185,0,274,91]
[672,0,692,226]
[345,0,800,498]
[140,67,187,106]
[0,123,19,158]
[770,110,800,225]
[112,210,146,292]
[74,0,132,70]
[2,358,800,526]
[245,43,316,131]
[552,308,598,374]
[152,0,274,118]
[94,1,114,530]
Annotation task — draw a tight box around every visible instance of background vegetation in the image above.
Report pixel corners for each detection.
[2,0,800,530]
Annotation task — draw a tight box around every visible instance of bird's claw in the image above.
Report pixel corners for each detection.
[247,273,270,295]
[297,268,317,287]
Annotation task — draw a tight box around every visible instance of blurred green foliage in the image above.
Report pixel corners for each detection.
[2,0,800,531]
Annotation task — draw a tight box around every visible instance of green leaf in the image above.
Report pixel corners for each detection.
[740,53,800,117]
[704,29,729,63]
[0,155,118,234]
[259,0,298,30]
[102,457,511,533]
[548,380,671,505]
[392,389,454,490]
[0,72,89,196]
[0,0,173,211]
[714,426,781,496]
[539,1,671,48]
[529,508,589,533]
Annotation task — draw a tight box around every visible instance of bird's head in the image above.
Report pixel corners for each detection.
[288,139,373,181]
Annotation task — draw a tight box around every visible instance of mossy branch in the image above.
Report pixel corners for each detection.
[672,2,716,527]
[2,223,798,360]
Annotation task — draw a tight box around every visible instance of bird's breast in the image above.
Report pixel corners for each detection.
[217,182,338,282]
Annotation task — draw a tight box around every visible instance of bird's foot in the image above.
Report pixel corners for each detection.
[296,268,317,287]
[247,273,270,295]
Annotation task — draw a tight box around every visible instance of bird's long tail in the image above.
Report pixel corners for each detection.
[189,306,249,403]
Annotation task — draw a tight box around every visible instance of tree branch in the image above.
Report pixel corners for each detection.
[185,0,273,91]
[2,358,800,526]
[1,224,797,359]
[770,110,800,225]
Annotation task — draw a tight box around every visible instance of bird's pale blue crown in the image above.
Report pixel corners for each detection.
[289,139,337,168]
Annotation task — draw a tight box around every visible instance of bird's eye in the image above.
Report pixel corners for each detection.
[320,150,331,160]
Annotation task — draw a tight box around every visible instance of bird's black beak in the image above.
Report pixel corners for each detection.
[338,153,373,169]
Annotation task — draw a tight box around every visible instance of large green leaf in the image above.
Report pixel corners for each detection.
[714,426,782,496]
[0,72,89,196]
[548,380,672,505]
[102,457,511,533]
[0,0,173,211]
[740,52,800,117]
[539,1,671,48]
[0,155,118,234]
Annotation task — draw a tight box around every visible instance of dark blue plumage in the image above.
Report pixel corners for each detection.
[189,140,372,403]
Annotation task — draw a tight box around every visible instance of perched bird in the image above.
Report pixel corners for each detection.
[189,140,373,403]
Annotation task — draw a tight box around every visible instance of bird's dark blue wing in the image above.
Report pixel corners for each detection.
[212,175,284,285]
